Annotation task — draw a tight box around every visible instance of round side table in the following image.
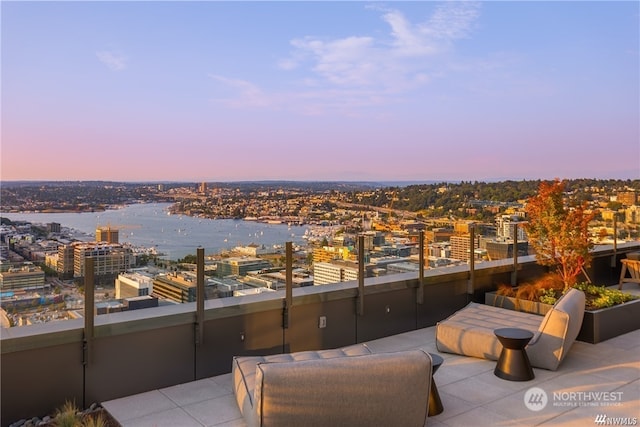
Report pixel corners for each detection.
[493,328,535,381]
[428,352,444,416]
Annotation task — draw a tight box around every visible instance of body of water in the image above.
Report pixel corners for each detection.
[1,203,309,260]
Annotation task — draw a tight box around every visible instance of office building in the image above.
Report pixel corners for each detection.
[116,272,154,299]
[450,235,482,261]
[96,227,119,244]
[56,244,76,278]
[0,263,45,291]
[485,240,529,260]
[313,260,374,286]
[496,215,527,241]
[152,273,197,303]
[216,257,272,278]
[73,243,135,278]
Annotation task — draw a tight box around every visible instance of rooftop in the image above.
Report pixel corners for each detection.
[3,245,639,426]
[103,322,639,427]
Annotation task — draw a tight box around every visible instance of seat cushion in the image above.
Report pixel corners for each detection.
[435,302,542,361]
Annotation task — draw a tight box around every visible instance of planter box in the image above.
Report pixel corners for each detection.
[484,291,640,344]
[577,298,640,344]
[485,292,552,316]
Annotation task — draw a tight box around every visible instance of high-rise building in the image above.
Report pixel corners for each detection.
[57,244,76,278]
[73,243,134,278]
[199,182,208,193]
[96,227,119,244]
[450,235,483,261]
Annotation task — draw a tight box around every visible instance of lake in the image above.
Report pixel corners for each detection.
[1,203,309,260]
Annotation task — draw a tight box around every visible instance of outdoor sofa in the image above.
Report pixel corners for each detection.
[435,288,585,371]
[232,344,433,427]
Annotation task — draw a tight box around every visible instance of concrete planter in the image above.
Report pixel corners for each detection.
[484,291,640,344]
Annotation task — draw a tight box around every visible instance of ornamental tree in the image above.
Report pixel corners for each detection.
[524,179,595,290]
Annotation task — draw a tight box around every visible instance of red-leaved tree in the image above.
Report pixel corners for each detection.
[524,179,595,290]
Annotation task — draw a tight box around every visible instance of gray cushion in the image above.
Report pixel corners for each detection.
[233,345,433,427]
[232,344,372,426]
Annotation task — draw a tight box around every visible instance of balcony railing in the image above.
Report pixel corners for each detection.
[1,242,638,426]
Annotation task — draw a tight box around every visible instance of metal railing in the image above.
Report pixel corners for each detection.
[1,242,638,426]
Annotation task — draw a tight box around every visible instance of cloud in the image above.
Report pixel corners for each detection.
[209,74,273,108]
[283,2,481,89]
[212,2,481,115]
[96,50,127,71]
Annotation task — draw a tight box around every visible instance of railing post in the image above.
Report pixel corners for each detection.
[417,230,425,304]
[612,216,618,267]
[511,223,519,286]
[283,241,292,329]
[357,235,365,316]
[468,224,475,296]
[83,257,94,365]
[83,257,94,409]
[195,247,204,346]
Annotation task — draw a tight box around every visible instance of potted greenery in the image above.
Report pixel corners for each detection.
[485,179,639,343]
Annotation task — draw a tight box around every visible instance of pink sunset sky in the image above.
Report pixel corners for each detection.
[2,1,639,182]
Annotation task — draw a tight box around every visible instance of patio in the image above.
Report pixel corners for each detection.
[103,324,640,426]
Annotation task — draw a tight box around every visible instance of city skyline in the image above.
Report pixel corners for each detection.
[2,1,639,182]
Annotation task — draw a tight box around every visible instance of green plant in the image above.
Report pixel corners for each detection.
[52,400,108,427]
[82,412,107,427]
[54,400,80,427]
[573,282,637,310]
[494,279,637,311]
[539,288,558,305]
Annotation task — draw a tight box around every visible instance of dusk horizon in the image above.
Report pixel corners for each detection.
[2,1,638,182]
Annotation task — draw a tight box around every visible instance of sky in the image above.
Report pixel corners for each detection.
[1,1,639,183]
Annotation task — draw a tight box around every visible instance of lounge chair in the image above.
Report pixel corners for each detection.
[435,288,585,371]
[232,344,433,427]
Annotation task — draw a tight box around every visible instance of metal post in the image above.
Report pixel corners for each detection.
[195,247,204,346]
[357,235,365,316]
[612,216,618,267]
[511,223,519,286]
[468,224,475,295]
[83,257,94,366]
[417,230,425,304]
[283,241,292,329]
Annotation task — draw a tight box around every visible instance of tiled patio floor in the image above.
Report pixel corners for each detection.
[104,324,640,427]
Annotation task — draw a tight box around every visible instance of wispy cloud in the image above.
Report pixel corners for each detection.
[211,2,481,115]
[96,50,127,71]
[208,74,273,108]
